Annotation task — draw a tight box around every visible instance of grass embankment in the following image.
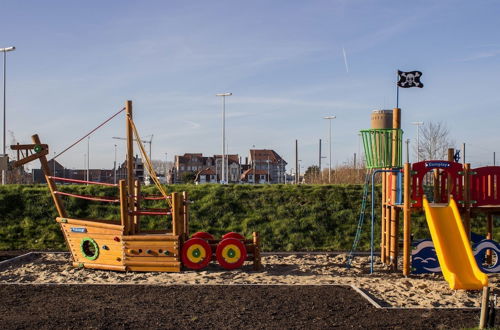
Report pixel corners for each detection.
[0,184,496,251]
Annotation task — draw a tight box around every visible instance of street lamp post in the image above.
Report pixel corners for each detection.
[216,92,232,184]
[323,115,336,183]
[1,46,15,185]
[411,121,424,162]
[87,137,90,183]
[114,144,117,184]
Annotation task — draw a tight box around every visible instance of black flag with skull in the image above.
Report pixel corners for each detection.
[397,70,424,88]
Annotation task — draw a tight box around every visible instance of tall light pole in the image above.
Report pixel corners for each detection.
[1,46,15,185]
[411,121,424,162]
[216,92,232,184]
[87,137,90,183]
[323,115,336,183]
[114,144,117,184]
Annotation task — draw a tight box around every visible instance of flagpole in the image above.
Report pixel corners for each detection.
[396,70,400,108]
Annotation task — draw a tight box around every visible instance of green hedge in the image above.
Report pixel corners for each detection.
[0,184,497,251]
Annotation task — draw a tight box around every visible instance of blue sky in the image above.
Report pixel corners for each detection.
[2,0,500,171]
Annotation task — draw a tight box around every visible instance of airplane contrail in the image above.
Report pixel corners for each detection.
[342,46,349,73]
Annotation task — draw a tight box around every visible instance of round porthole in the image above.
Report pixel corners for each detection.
[80,238,99,260]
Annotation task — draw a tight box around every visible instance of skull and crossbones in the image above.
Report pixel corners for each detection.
[399,71,422,88]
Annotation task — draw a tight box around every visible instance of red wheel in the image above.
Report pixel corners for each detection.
[222,232,245,240]
[181,238,212,270]
[191,232,214,240]
[216,238,247,270]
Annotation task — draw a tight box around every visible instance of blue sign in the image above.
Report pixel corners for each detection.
[412,237,500,274]
[70,227,87,233]
[424,162,451,168]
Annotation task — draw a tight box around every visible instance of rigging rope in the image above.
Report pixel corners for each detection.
[48,176,118,187]
[54,191,119,203]
[51,107,126,161]
[128,116,172,208]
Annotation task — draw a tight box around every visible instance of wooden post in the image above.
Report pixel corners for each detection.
[403,162,411,276]
[463,163,471,239]
[182,191,189,241]
[486,214,493,264]
[171,192,182,236]
[479,286,490,329]
[133,179,141,234]
[433,169,440,202]
[119,180,129,232]
[253,231,261,270]
[389,108,401,270]
[380,172,386,264]
[126,100,134,236]
[385,175,391,265]
[447,148,454,202]
[31,134,67,218]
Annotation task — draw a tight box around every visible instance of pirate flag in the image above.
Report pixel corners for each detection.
[397,70,424,88]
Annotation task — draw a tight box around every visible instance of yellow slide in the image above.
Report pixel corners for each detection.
[422,196,488,290]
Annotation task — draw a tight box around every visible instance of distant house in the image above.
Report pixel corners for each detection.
[175,153,241,184]
[248,149,287,184]
[174,153,214,183]
[172,149,286,184]
[195,167,217,184]
[241,168,270,184]
[116,155,145,183]
[32,156,142,184]
[214,154,241,183]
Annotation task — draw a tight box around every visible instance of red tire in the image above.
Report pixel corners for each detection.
[181,238,212,270]
[216,238,247,270]
[222,232,245,240]
[191,232,214,240]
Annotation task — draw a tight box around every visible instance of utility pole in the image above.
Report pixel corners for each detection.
[324,115,336,183]
[87,137,90,183]
[319,139,322,172]
[114,144,117,184]
[295,140,298,184]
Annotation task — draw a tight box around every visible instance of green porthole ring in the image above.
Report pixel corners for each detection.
[80,238,99,261]
[33,144,43,153]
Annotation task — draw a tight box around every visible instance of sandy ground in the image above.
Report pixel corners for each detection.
[0,252,497,308]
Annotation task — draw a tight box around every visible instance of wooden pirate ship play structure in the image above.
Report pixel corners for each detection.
[11,100,260,272]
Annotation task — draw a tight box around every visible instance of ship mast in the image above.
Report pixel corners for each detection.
[126,100,134,234]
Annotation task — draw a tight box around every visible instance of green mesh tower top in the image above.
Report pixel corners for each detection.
[360,129,403,169]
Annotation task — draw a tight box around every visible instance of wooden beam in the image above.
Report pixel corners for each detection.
[390,107,401,270]
[32,134,67,218]
[10,143,48,150]
[119,180,129,234]
[182,191,189,241]
[380,172,386,264]
[403,162,411,276]
[171,192,182,236]
[126,100,134,236]
[12,149,48,167]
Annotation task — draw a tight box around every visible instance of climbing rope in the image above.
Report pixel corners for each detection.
[51,107,126,161]
[345,169,373,268]
[128,116,172,208]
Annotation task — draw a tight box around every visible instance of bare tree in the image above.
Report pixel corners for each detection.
[151,159,174,175]
[415,121,455,161]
